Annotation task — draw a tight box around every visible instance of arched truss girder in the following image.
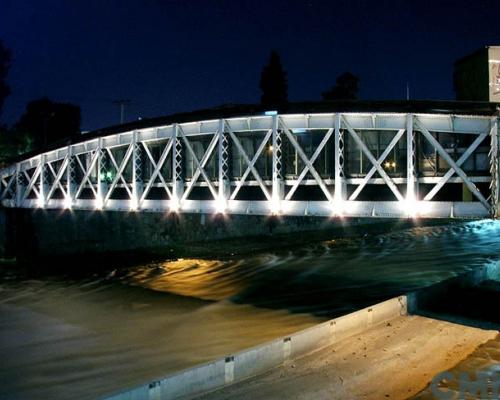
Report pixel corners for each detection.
[0,112,498,219]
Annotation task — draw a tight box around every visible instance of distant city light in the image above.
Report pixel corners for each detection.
[100,171,113,181]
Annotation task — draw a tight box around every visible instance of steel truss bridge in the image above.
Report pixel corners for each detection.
[1,110,499,219]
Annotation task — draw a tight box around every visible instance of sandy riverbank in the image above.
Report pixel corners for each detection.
[197,315,498,400]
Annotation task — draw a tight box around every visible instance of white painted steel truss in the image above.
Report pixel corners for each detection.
[1,112,498,219]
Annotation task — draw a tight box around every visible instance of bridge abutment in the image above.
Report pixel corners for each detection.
[0,208,422,262]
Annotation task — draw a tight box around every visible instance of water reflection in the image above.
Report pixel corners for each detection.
[119,220,500,317]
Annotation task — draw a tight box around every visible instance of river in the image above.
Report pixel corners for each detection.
[0,220,499,399]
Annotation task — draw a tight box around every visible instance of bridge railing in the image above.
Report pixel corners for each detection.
[0,112,498,219]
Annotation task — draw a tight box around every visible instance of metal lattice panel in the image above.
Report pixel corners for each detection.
[134,142,143,184]
[220,132,229,181]
[338,129,345,178]
[68,156,77,184]
[174,137,183,182]
[274,129,282,181]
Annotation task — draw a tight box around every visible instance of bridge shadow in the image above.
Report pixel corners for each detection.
[411,278,500,331]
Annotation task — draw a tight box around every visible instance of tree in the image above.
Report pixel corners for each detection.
[259,51,288,106]
[14,97,81,151]
[0,40,11,121]
[322,72,359,100]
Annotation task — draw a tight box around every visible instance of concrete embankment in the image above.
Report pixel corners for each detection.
[0,207,439,260]
[101,296,409,400]
[198,316,497,400]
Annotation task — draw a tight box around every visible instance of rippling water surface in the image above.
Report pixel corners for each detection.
[1,220,500,399]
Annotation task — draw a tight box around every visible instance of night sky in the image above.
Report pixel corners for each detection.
[1,0,499,132]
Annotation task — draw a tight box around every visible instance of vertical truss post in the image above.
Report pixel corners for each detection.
[39,154,48,208]
[272,115,283,213]
[15,163,24,207]
[66,146,76,207]
[490,116,499,217]
[132,131,143,210]
[406,114,416,203]
[333,113,345,207]
[218,119,230,211]
[96,138,108,209]
[172,124,184,209]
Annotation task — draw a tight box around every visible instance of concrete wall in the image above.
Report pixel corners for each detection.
[101,295,408,400]
[406,261,500,314]
[0,208,412,259]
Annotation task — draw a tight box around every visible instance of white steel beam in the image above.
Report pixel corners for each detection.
[343,117,404,201]
[97,138,107,208]
[280,119,333,202]
[333,113,344,205]
[39,154,47,207]
[66,146,76,206]
[21,164,42,203]
[45,157,69,201]
[171,124,184,207]
[15,163,24,207]
[415,118,490,210]
[179,126,219,202]
[75,151,99,199]
[217,119,230,209]
[349,129,405,200]
[131,131,143,209]
[103,144,134,204]
[0,175,15,201]
[285,128,334,200]
[423,131,488,201]
[271,114,283,212]
[140,139,173,205]
[406,114,416,202]
[226,122,272,201]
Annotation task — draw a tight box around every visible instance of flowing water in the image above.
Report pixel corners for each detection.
[1,220,500,399]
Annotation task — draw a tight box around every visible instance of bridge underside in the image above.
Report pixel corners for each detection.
[1,112,498,219]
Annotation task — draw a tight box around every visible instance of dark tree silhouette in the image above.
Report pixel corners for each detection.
[15,97,81,151]
[259,51,288,106]
[0,40,11,120]
[322,72,359,100]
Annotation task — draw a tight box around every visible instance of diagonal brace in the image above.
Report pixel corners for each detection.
[349,129,405,200]
[343,117,404,201]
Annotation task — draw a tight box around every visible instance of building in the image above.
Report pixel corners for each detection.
[454,46,500,102]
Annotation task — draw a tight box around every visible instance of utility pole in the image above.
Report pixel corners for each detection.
[113,99,131,124]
